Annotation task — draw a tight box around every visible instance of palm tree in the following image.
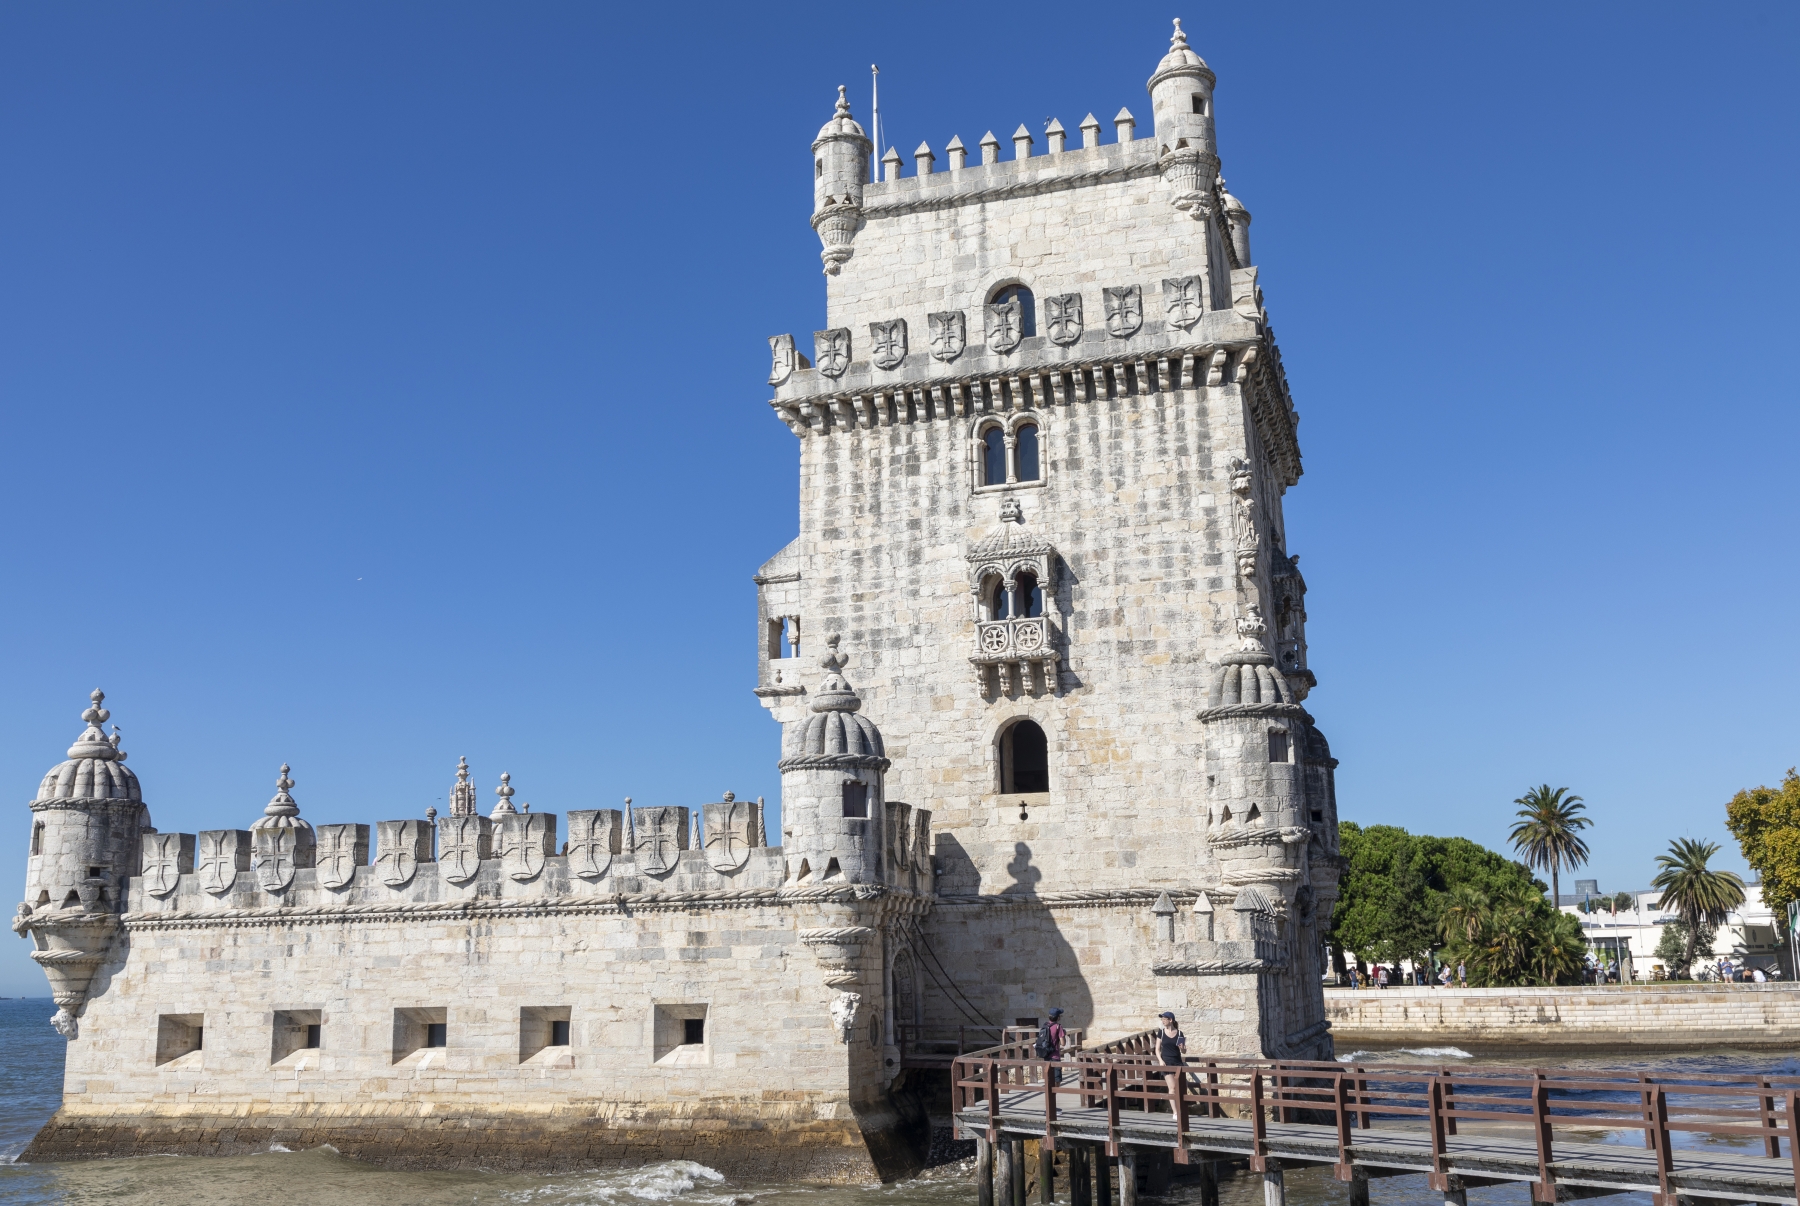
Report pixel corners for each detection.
[1650,838,1746,976]
[1439,884,1489,946]
[1509,785,1592,906]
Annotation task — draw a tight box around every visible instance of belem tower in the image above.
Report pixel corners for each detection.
[13,22,1340,1179]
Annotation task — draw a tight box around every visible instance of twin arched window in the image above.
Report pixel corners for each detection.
[985,572,1043,621]
[980,422,1042,487]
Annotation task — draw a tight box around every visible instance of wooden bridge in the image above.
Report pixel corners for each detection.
[952,1033,1800,1206]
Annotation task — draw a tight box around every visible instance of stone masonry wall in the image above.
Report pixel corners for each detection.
[1325,985,1800,1051]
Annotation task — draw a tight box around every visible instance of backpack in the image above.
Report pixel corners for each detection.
[1033,1022,1054,1059]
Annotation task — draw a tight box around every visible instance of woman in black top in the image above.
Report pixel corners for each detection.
[1156,1011,1187,1107]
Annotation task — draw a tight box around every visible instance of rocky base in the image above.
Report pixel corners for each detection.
[21,1106,921,1182]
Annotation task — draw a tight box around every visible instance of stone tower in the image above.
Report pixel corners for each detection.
[15,690,152,1037]
[760,20,1341,1058]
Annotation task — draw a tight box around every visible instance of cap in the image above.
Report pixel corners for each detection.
[1158,1011,1177,1020]
[1048,1008,1063,1018]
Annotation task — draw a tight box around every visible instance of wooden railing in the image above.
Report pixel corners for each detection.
[951,1043,1800,1202]
[898,1023,1085,1068]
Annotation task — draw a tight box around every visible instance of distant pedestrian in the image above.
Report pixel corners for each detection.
[1754,967,1767,983]
[1348,965,1360,990]
[1376,965,1388,989]
[1155,1011,1188,1108]
[1438,964,1451,987]
[1034,1008,1068,1085]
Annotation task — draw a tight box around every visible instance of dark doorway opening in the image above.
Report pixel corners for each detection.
[1001,720,1049,793]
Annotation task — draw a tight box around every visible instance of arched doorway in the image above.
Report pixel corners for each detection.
[1000,719,1049,793]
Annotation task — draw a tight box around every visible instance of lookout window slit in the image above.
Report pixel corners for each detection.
[1268,731,1289,763]
[842,781,869,818]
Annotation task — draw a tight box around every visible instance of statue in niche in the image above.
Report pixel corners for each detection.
[928,311,966,361]
[1103,285,1142,337]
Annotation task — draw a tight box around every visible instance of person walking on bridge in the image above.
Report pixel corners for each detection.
[1034,1008,1067,1086]
[1155,1011,1188,1109]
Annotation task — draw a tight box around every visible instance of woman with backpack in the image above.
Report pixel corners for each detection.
[1156,1011,1187,1109]
[1034,1008,1067,1086]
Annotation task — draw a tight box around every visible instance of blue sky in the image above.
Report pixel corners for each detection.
[1,3,1795,995]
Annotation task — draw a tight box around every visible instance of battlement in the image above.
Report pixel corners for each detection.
[861,117,1157,210]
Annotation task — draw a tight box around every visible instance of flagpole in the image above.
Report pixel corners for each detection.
[871,64,880,183]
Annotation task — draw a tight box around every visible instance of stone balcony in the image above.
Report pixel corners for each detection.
[971,617,1059,696]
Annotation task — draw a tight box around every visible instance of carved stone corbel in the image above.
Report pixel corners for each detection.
[799,925,875,989]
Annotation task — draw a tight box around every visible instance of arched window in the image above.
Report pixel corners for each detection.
[1015,571,1043,618]
[1000,719,1050,794]
[985,575,1010,620]
[30,821,43,856]
[1014,423,1040,482]
[990,284,1037,337]
[982,427,1007,486]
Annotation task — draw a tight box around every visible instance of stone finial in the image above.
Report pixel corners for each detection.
[946,135,967,170]
[1170,16,1189,51]
[979,131,1001,165]
[722,790,736,802]
[67,689,118,761]
[834,84,850,117]
[1080,113,1102,149]
[881,146,903,182]
[1045,118,1066,154]
[811,635,863,714]
[492,772,518,817]
[425,806,438,823]
[450,756,477,816]
[914,141,934,176]
[252,763,308,831]
[1011,124,1034,159]
[1114,107,1136,142]
[1236,605,1267,652]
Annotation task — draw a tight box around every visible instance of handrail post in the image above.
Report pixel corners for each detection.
[1531,1071,1556,1204]
[1044,1054,1058,1151]
[1106,1065,1121,1157]
[1651,1085,1674,1206]
[1428,1077,1448,1188]
[1760,1076,1780,1159]
[1333,1071,1353,1181]
[987,1058,1001,1142]
[1356,1066,1371,1130]
[1250,1068,1268,1172]
[1638,1075,1656,1151]
[1172,1054,1191,1165]
[1441,1067,1458,1137]
[1786,1089,1800,1198]
[1207,1062,1222,1119]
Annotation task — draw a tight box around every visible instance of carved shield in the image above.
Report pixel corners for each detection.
[565,810,622,880]
[1044,293,1083,346]
[197,829,251,895]
[911,808,933,874]
[632,806,690,876]
[437,813,492,885]
[375,819,431,888]
[499,811,556,882]
[884,801,913,871]
[1104,285,1142,337]
[927,311,966,361]
[315,823,369,890]
[869,318,907,370]
[140,832,193,898]
[813,328,851,378]
[984,298,1023,354]
[254,826,314,892]
[768,333,797,385]
[702,798,761,873]
[1163,276,1205,330]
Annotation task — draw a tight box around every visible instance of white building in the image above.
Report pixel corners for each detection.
[1558,883,1786,980]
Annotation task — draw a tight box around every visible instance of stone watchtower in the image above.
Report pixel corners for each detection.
[759,20,1341,1058]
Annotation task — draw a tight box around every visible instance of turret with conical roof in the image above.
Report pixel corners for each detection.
[811,86,871,276]
[21,690,149,916]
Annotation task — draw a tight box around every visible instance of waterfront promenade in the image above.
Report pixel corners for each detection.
[1325,983,1800,1051]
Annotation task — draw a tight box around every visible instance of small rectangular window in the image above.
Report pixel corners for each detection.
[156,1013,206,1065]
[426,1022,447,1049]
[842,781,869,818]
[194,1026,204,1050]
[550,1019,570,1047]
[304,1024,321,1049]
[684,1017,705,1046]
[1311,810,1323,823]
[1192,94,1206,114]
[1268,731,1289,763]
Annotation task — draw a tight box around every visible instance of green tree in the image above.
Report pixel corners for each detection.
[1330,823,1439,970]
[1508,786,1592,906]
[1650,838,1745,974]
[1725,769,1800,936]
[1652,919,1714,977]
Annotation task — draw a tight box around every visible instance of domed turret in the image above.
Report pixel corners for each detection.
[777,637,891,884]
[811,86,871,275]
[1219,179,1252,265]
[22,690,149,914]
[251,763,312,833]
[1147,19,1217,160]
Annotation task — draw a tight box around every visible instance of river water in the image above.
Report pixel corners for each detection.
[1,997,1793,1206]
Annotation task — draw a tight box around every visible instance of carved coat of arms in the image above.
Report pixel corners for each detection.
[1163,276,1205,330]
[885,801,913,871]
[565,810,622,879]
[869,319,907,370]
[254,825,314,893]
[376,819,431,887]
[498,811,556,882]
[632,806,690,875]
[927,311,966,361]
[768,333,801,386]
[702,794,760,873]
[911,807,934,874]
[984,297,1023,354]
[315,823,368,890]
[140,832,193,898]
[197,829,251,895]
[813,328,851,378]
[1044,293,1083,345]
[436,813,491,885]
[1103,285,1142,337]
